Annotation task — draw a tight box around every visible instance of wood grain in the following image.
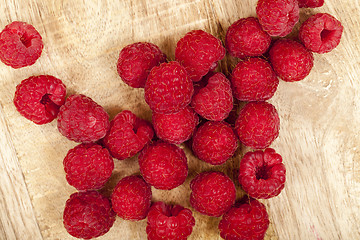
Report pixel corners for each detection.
[0,0,360,239]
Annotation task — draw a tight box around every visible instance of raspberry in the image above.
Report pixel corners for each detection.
[0,21,43,68]
[256,0,300,37]
[299,13,343,54]
[225,17,271,58]
[218,197,270,240]
[103,110,154,160]
[231,57,279,101]
[111,175,152,221]
[175,30,225,82]
[139,141,188,190]
[63,191,116,239]
[146,202,195,240]
[235,102,280,149]
[269,39,314,82]
[117,42,166,88]
[63,143,114,191]
[13,75,66,125]
[192,121,238,165]
[152,106,199,144]
[190,171,236,217]
[191,72,233,121]
[57,94,110,143]
[239,148,286,199]
[145,61,194,114]
[298,0,324,8]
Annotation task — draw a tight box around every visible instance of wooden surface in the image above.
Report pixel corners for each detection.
[0,0,359,239]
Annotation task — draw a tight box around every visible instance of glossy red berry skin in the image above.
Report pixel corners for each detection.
[146,202,195,240]
[111,175,152,221]
[175,30,225,82]
[239,148,286,199]
[219,197,270,240]
[14,75,66,124]
[63,191,116,239]
[190,171,236,217]
[0,21,43,68]
[235,101,280,149]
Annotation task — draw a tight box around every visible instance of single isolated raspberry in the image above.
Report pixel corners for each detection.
[145,61,194,114]
[13,75,66,124]
[146,202,195,240]
[299,13,343,54]
[0,21,43,68]
[57,94,110,143]
[152,106,199,144]
[218,197,270,240]
[139,141,188,190]
[235,101,280,149]
[256,0,300,37]
[192,121,238,165]
[190,171,236,217]
[191,72,233,121]
[231,57,279,101]
[225,17,271,58]
[269,39,314,82]
[63,143,114,191]
[63,191,116,239]
[298,0,324,8]
[103,110,154,160]
[117,42,166,88]
[111,175,152,221]
[175,30,225,82]
[239,148,286,199]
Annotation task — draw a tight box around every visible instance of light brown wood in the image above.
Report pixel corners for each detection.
[0,0,359,239]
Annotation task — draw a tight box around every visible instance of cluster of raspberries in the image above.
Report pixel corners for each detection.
[3,0,343,239]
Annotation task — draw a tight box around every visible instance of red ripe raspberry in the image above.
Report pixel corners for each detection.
[57,94,110,143]
[231,57,279,101]
[152,106,199,144]
[0,21,43,68]
[299,13,343,54]
[192,121,238,165]
[139,141,188,190]
[63,191,116,239]
[218,197,269,240]
[13,75,66,124]
[239,148,286,199]
[225,17,271,58]
[175,30,225,82]
[235,102,280,149]
[256,0,300,37]
[117,42,166,88]
[269,39,314,82]
[63,143,114,191]
[111,175,152,221]
[298,0,324,8]
[103,110,154,160]
[146,202,195,240]
[191,72,233,121]
[190,171,236,217]
[145,61,194,114]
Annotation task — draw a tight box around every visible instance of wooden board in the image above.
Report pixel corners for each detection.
[1,0,360,239]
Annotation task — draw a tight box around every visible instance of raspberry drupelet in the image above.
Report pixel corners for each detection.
[146,202,195,240]
[111,175,152,221]
[175,30,225,82]
[14,75,66,124]
[117,42,166,88]
[0,21,43,68]
[103,110,154,160]
[63,191,116,239]
[239,148,286,199]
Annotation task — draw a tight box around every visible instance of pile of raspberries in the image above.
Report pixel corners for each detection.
[1,0,343,239]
